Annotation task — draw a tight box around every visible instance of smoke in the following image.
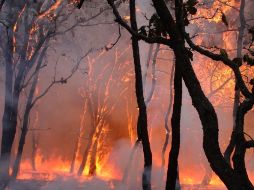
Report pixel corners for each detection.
[1,0,254,190]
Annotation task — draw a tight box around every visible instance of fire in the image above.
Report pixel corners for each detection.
[6,1,253,189]
[17,149,71,181]
[15,145,230,188]
[195,0,240,24]
[38,0,63,20]
[17,148,121,181]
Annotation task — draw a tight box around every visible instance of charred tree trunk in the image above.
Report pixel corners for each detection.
[12,48,46,179]
[224,0,245,165]
[107,0,254,188]
[152,1,244,189]
[122,140,140,183]
[143,44,154,89]
[77,128,94,176]
[145,43,159,105]
[122,44,159,185]
[88,121,104,176]
[166,57,182,190]
[88,141,98,176]
[223,85,240,165]
[70,136,79,173]
[130,1,152,189]
[31,131,38,171]
[71,98,89,174]
[232,98,254,189]
[0,0,5,10]
[0,30,15,181]
[1,34,29,182]
[77,97,96,176]
[162,62,175,167]
[173,43,243,190]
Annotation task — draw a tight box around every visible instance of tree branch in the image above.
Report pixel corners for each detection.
[106,0,173,46]
[184,33,252,98]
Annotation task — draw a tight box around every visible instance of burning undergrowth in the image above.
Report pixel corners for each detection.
[0,0,254,190]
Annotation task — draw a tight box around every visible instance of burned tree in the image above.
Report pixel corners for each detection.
[0,0,109,183]
[106,0,254,189]
[75,47,132,176]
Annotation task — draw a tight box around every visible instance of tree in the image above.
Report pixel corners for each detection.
[129,1,152,189]
[0,1,63,182]
[75,47,132,176]
[0,0,109,184]
[105,0,254,189]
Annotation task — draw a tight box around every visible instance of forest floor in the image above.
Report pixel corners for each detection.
[7,179,226,190]
[181,184,225,190]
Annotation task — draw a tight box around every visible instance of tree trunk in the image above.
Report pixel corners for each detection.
[122,140,140,183]
[232,98,254,189]
[130,1,152,189]
[88,121,104,176]
[77,129,94,176]
[70,136,79,173]
[151,1,245,189]
[0,30,14,181]
[77,96,97,176]
[12,47,46,179]
[31,130,38,171]
[143,44,154,89]
[165,57,182,190]
[224,0,245,165]
[145,43,159,105]
[162,62,175,167]
[174,43,246,190]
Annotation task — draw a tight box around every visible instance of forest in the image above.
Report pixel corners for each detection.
[0,0,254,190]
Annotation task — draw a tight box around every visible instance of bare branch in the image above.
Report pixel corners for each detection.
[106,0,173,46]
[105,25,122,51]
[184,33,252,98]
[31,49,92,107]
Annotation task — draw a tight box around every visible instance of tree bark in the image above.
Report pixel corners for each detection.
[31,130,38,171]
[232,98,254,189]
[77,96,96,176]
[107,0,254,188]
[143,44,154,89]
[77,129,94,176]
[145,44,159,105]
[70,136,79,173]
[88,121,104,176]
[130,1,152,189]
[224,0,245,165]
[166,58,182,190]
[12,47,46,179]
[162,62,175,167]
[151,1,243,189]
[0,30,14,181]
[1,6,32,179]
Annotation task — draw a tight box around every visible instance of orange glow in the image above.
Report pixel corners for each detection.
[11,1,254,189]
[17,148,121,181]
[16,148,229,189]
[195,0,240,24]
